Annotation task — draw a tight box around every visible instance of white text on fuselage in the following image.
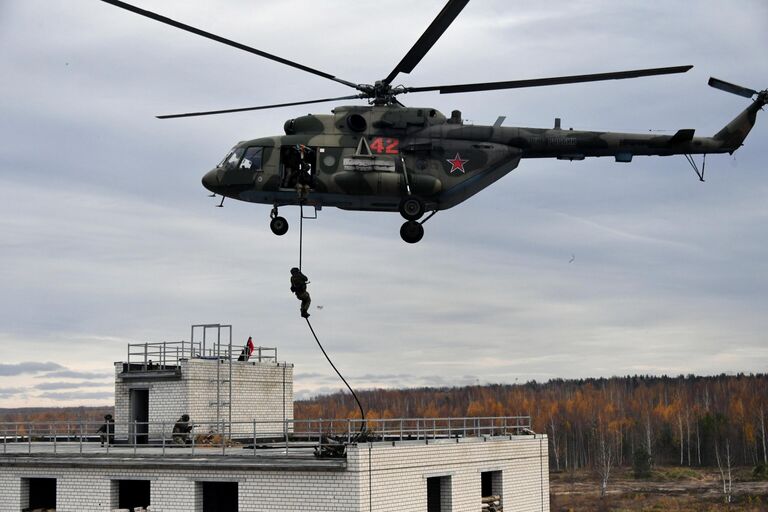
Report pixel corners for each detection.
[527,136,578,146]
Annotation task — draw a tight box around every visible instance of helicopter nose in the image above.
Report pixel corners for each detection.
[202,169,219,192]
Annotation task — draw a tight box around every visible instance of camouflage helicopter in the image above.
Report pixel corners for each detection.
[101,0,766,243]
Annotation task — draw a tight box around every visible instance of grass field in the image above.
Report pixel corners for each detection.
[550,466,768,511]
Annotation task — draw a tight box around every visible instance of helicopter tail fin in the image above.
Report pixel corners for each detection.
[710,78,766,153]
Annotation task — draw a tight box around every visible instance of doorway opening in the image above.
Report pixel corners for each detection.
[280,145,316,190]
[129,388,149,444]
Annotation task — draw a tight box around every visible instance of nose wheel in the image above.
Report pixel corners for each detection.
[270,206,289,236]
[400,220,424,244]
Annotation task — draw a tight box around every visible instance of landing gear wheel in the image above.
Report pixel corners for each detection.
[399,197,425,221]
[400,220,424,244]
[270,216,289,236]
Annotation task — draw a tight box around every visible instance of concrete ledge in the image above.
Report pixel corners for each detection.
[0,454,346,472]
[118,369,181,380]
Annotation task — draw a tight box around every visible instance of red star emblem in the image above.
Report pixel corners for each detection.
[447,153,469,174]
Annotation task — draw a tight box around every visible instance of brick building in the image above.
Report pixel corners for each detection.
[0,325,550,511]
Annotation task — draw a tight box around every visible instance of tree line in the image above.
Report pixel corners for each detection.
[295,374,768,470]
[0,406,113,433]
[2,374,765,472]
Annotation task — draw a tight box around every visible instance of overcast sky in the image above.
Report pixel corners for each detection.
[1,0,766,408]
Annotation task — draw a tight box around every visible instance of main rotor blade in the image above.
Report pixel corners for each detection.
[382,0,470,85]
[405,65,694,94]
[708,77,758,99]
[99,0,359,90]
[156,95,364,119]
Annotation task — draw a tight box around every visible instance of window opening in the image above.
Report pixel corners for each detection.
[481,471,503,511]
[24,478,56,511]
[202,481,238,512]
[117,480,151,510]
[218,147,245,170]
[426,476,451,512]
[239,147,263,171]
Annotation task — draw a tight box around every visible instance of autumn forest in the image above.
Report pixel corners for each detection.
[2,373,766,473]
[295,374,768,471]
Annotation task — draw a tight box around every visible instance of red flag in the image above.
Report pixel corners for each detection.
[247,337,254,357]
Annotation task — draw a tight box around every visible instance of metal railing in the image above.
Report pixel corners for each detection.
[125,341,278,370]
[0,416,532,458]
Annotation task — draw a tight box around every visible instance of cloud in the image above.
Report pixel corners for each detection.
[38,391,114,402]
[40,370,113,380]
[293,372,327,380]
[0,362,64,376]
[0,388,28,399]
[35,381,111,391]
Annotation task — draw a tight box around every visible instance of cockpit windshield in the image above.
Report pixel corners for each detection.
[218,147,244,170]
[240,147,263,171]
[217,146,263,171]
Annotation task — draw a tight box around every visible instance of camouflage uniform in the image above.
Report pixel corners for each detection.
[290,267,311,318]
[172,414,192,445]
[97,414,114,447]
[296,160,312,201]
[295,146,314,201]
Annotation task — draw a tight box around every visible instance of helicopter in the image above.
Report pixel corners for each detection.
[100,0,766,243]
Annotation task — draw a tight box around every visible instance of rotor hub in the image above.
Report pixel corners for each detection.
[358,81,400,106]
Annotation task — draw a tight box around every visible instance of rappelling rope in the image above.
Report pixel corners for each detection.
[296,206,366,434]
[305,317,367,433]
[298,205,304,271]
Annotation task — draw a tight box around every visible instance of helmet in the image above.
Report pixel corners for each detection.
[105,414,112,420]
[181,414,190,421]
[290,267,300,274]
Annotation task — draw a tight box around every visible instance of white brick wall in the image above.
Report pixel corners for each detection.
[114,359,294,438]
[0,435,549,512]
[347,435,549,512]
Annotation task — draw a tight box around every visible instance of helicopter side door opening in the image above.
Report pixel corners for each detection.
[269,144,318,237]
[280,144,317,193]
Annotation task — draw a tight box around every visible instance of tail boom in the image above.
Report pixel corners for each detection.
[508,93,765,160]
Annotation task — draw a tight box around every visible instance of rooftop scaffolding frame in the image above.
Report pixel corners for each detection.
[191,324,232,438]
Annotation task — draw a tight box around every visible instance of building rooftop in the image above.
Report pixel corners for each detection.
[0,416,534,471]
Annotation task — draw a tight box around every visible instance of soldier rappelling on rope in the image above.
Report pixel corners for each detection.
[290,267,311,318]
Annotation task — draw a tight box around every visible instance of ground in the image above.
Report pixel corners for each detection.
[550,466,768,511]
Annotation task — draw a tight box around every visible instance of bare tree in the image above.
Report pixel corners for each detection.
[644,411,653,459]
[696,421,702,466]
[714,439,734,504]
[686,410,692,466]
[678,413,684,465]
[549,411,561,471]
[760,405,767,466]
[594,425,614,498]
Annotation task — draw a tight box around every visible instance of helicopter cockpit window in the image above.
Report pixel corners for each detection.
[218,147,245,170]
[239,147,263,171]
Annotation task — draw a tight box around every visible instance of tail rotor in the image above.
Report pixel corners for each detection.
[709,77,767,104]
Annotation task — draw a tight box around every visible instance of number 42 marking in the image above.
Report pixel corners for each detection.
[369,137,399,154]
